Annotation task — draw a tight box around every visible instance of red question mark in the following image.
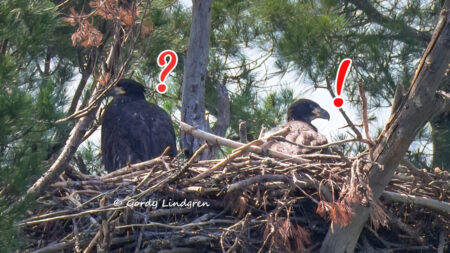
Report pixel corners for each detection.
[157,50,178,94]
[333,58,352,108]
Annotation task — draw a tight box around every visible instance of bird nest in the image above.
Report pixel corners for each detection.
[20,140,449,253]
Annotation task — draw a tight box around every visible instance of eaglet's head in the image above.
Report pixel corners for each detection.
[287,99,330,123]
[111,79,146,100]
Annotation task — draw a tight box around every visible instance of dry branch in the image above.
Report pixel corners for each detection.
[179,121,310,163]
[382,191,450,214]
[325,76,363,140]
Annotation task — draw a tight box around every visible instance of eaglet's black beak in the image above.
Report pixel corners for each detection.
[312,107,330,120]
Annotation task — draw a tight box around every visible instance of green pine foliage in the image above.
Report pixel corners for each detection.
[0,0,78,250]
[0,0,63,196]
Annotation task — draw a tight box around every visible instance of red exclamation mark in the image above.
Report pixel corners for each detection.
[333,58,352,108]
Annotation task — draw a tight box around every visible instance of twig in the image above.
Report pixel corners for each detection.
[68,55,96,116]
[325,76,363,140]
[18,207,127,226]
[83,229,101,253]
[437,230,447,253]
[291,172,320,204]
[134,229,143,253]
[133,144,208,200]
[364,225,400,248]
[101,156,164,179]
[226,175,290,193]
[400,159,434,183]
[186,127,290,184]
[116,219,236,230]
[389,215,422,243]
[273,137,373,150]
[258,126,267,139]
[224,214,250,253]
[135,146,172,188]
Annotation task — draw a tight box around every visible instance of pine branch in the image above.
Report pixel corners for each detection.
[347,0,431,45]
[4,8,139,215]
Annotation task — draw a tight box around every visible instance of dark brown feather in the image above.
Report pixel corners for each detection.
[101,79,177,172]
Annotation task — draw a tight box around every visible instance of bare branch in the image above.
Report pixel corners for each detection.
[325,76,363,140]
[382,191,450,214]
[68,50,97,115]
[186,127,292,184]
[179,121,310,164]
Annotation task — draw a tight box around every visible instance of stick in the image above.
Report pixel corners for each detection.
[133,144,208,200]
[325,76,363,140]
[437,230,446,253]
[179,122,309,164]
[18,207,127,227]
[382,191,450,214]
[186,127,291,184]
[272,137,373,150]
[226,175,291,193]
[116,219,236,230]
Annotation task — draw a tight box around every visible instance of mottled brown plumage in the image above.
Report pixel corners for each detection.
[263,99,329,155]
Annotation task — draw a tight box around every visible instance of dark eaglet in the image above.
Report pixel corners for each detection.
[262,99,330,155]
[101,79,177,172]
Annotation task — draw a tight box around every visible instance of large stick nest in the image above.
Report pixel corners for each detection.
[20,142,449,253]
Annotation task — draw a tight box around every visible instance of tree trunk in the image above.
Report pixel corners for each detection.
[208,81,230,158]
[430,0,450,170]
[181,0,213,158]
[320,7,450,253]
[431,110,450,169]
